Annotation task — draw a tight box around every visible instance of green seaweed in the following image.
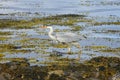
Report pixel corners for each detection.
[72,25,82,31]
[0,53,5,57]
[0,44,31,53]
[0,37,10,41]
[0,32,13,35]
[85,46,109,50]
[100,47,120,53]
[94,21,120,26]
[0,14,87,29]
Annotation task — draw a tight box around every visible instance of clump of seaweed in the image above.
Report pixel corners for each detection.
[94,21,120,26]
[85,45,110,51]
[0,44,31,53]
[85,56,120,79]
[0,53,5,57]
[72,25,82,31]
[0,14,88,29]
[0,37,10,41]
[0,32,13,35]
[100,47,120,53]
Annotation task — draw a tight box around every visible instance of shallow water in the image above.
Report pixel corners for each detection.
[0,0,120,19]
[0,0,120,65]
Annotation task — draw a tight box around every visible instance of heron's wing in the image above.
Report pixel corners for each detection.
[56,32,81,42]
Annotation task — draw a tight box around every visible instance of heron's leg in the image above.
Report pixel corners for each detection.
[51,40,57,51]
[51,40,54,45]
[77,45,81,61]
[67,43,72,54]
[72,42,82,61]
[68,47,71,53]
[66,47,71,60]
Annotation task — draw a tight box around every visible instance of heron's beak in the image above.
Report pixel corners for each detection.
[41,26,47,28]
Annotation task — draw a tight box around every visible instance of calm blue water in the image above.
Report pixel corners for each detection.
[0,0,120,19]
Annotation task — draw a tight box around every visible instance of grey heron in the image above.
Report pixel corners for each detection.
[41,26,86,60]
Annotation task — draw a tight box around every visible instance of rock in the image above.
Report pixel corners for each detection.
[48,70,64,76]
[0,72,11,80]
[49,73,66,80]
[0,75,6,80]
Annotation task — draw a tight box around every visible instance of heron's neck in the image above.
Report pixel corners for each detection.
[48,27,56,40]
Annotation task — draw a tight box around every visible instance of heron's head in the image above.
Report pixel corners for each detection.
[41,26,48,28]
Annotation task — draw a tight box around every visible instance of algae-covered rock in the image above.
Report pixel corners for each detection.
[0,56,119,80]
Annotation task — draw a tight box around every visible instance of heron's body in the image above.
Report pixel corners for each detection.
[47,26,85,43]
